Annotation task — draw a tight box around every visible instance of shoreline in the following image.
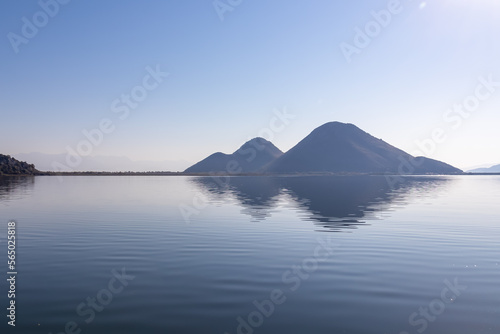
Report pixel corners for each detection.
[2,172,499,177]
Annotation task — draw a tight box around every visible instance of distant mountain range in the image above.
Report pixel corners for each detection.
[468,164,500,173]
[13,153,191,172]
[185,121,463,175]
[0,154,40,175]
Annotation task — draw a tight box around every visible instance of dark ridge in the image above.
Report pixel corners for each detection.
[0,154,41,175]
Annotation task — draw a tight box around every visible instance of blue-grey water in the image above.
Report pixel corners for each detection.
[0,175,499,334]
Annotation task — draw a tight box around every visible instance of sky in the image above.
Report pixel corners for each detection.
[1,0,500,170]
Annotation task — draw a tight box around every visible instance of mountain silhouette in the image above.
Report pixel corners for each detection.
[185,137,283,173]
[468,164,500,173]
[186,121,462,174]
[266,122,461,174]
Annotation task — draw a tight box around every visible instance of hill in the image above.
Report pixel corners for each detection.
[185,137,283,173]
[0,154,40,175]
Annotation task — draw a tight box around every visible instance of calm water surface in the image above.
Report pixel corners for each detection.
[0,175,499,334]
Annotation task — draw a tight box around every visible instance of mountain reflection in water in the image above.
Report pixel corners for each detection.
[191,175,451,231]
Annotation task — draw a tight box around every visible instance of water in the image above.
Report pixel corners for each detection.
[0,175,499,334]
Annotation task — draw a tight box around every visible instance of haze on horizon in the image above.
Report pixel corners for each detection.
[1,0,500,171]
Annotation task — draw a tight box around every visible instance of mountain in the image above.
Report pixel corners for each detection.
[0,154,40,175]
[14,153,191,172]
[468,164,500,173]
[412,156,463,174]
[185,137,283,173]
[266,122,461,174]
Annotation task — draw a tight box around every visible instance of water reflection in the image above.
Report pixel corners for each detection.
[0,175,453,232]
[0,176,35,202]
[191,176,452,231]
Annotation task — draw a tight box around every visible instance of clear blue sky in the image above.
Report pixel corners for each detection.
[1,0,500,169]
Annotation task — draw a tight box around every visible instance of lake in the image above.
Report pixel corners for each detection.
[0,175,499,334]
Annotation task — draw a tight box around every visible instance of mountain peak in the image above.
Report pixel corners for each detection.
[248,137,269,143]
[317,121,355,128]
[312,121,363,135]
[184,138,283,173]
[237,137,281,155]
[238,137,269,148]
[266,121,462,174]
